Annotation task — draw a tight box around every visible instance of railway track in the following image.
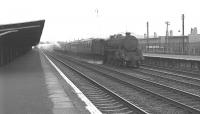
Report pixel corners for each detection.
[137,66,200,87]
[44,51,148,114]
[142,64,200,78]
[93,65,200,112]
[140,66,200,82]
[108,65,200,96]
[50,51,200,113]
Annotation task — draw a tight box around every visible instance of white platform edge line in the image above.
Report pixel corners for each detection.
[42,52,102,114]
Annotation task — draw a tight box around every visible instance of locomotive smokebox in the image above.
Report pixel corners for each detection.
[104,32,143,67]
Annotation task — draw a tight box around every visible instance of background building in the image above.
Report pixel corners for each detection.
[138,27,200,55]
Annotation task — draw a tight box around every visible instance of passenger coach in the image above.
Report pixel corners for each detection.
[65,38,105,60]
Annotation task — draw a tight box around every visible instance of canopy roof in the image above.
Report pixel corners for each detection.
[0,20,45,48]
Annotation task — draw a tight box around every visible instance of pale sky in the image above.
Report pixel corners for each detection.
[0,0,200,42]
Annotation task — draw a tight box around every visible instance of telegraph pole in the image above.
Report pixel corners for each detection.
[165,21,170,53]
[165,21,170,37]
[182,14,184,36]
[182,14,186,54]
[147,21,149,52]
[95,9,99,37]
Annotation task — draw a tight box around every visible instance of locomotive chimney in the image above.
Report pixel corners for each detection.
[125,32,131,36]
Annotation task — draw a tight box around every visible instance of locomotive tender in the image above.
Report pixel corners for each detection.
[65,32,143,67]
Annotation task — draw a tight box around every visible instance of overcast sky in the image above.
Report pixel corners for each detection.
[1,0,200,42]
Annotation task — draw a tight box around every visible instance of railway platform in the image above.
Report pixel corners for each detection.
[0,49,92,114]
[144,53,200,61]
[143,53,200,71]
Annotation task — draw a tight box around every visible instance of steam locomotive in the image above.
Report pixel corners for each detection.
[64,32,143,67]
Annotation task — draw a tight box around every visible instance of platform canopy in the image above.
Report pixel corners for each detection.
[0,20,45,48]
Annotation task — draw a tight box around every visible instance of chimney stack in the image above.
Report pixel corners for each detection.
[154,32,157,38]
[170,30,173,36]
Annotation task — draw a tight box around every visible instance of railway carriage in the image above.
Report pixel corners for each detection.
[65,38,105,60]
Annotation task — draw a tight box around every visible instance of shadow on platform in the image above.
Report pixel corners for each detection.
[0,49,53,114]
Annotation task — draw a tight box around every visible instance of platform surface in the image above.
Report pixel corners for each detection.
[144,53,200,61]
[0,49,89,114]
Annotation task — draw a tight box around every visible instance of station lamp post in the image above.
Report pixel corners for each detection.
[182,14,185,54]
[165,21,170,53]
[147,21,149,52]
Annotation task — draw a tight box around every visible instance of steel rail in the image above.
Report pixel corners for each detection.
[45,51,149,114]
[53,51,200,113]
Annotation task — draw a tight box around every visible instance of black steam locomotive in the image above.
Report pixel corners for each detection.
[64,32,143,67]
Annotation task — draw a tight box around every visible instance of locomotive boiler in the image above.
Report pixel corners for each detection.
[104,32,143,67]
